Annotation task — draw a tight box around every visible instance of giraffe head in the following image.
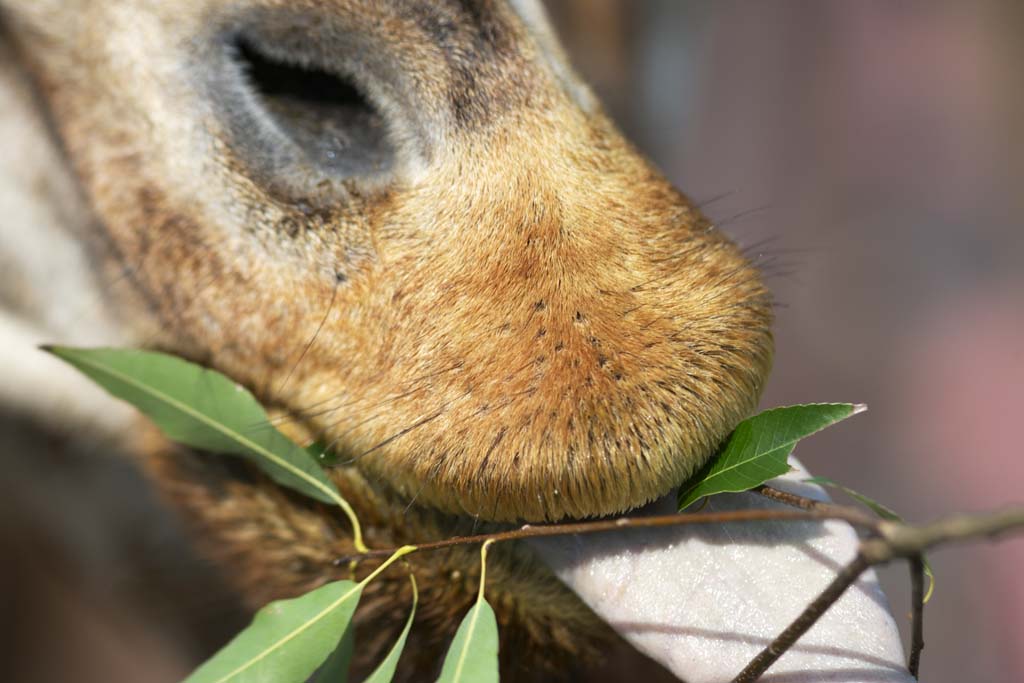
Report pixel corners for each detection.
[2,0,771,523]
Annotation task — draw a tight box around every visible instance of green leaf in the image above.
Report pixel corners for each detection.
[45,346,365,551]
[312,621,355,683]
[185,548,416,683]
[804,476,936,603]
[437,543,499,683]
[362,575,418,683]
[184,580,362,683]
[677,403,864,510]
[436,602,499,683]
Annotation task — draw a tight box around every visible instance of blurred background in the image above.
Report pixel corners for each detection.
[547,1,1023,681]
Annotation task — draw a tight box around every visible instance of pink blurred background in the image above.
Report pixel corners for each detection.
[548,1,1024,681]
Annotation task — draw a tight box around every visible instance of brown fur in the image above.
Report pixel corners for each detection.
[142,429,611,680]
[0,0,773,678]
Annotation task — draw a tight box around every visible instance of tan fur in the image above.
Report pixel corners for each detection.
[142,429,611,680]
[0,0,772,677]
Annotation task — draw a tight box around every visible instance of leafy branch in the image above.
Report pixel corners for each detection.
[333,503,879,565]
[337,483,1024,681]
[47,347,1024,683]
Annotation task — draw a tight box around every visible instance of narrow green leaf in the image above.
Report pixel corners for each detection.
[436,600,499,683]
[186,548,416,683]
[437,543,499,683]
[47,346,335,501]
[312,621,355,683]
[45,346,365,551]
[362,575,418,683]
[804,476,936,603]
[678,403,864,510]
[184,580,362,683]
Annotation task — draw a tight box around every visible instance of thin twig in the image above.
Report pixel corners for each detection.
[908,555,925,678]
[334,505,878,565]
[732,506,1024,682]
[754,485,880,531]
[878,508,1024,555]
[732,552,872,683]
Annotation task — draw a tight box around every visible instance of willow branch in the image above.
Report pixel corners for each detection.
[337,485,1024,683]
[334,505,879,565]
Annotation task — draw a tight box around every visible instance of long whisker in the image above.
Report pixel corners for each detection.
[716,203,772,228]
[260,361,464,429]
[694,189,737,210]
[276,282,339,395]
[343,409,445,463]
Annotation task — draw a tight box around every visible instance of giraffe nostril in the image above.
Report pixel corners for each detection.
[233,37,395,179]
[205,24,403,205]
